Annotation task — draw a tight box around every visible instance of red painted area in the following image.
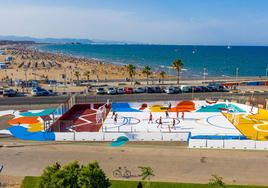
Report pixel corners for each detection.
[139,103,148,110]
[206,100,217,104]
[52,103,110,132]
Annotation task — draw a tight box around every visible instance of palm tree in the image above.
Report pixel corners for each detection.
[84,71,91,82]
[172,59,183,84]
[209,174,225,187]
[74,71,80,83]
[142,66,151,85]
[138,166,155,187]
[160,71,166,84]
[126,64,136,85]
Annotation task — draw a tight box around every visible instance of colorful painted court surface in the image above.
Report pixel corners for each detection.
[1,100,268,141]
[104,101,268,140]
[0,109,57,141]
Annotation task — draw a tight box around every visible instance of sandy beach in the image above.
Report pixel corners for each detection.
[0,45,163,83]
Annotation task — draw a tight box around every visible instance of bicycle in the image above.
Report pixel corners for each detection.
[113,166,131,178]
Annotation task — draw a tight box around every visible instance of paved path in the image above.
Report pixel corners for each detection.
[1,142,268,186]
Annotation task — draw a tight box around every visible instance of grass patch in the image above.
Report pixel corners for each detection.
[110,180,267,188]
[21,176,41,188]
[21,177,266,188]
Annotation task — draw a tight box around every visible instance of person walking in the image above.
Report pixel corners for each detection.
[168,102,172,109]
[148,112,153,124]
[165,111,169,118]
[157,116,163,128]
[111,111,116,119]
[172,118,176,129]
[0,164,3,173]
[114,113,118,124]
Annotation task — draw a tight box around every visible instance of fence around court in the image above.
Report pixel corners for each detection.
[189,138,268,150]
[54,131,190,142]
[75,93,268,110]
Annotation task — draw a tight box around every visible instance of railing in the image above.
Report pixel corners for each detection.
[54,132,190,142]
[189,139,268,150]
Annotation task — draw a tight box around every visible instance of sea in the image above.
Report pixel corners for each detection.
[38,44,268,78]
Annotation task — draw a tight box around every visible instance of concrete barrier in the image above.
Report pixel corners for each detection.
[224,140,255,150]
[75,132,104,141]
[207,140,224,149]
[55,132,75,141]
[54,131,190,141]
[133,133,162,141]
[189,139,207,148]
[255,141,268,150]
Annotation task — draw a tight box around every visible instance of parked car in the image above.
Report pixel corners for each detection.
[180,85,192,93]
[164,86,175,94]
[208,83,227,92]
[107,87,117,95]
[96,88,106,95]
[193,86,204,93]
[207,86,218,92]
[3,89,17,97]
[146,87,154,93]
[124,87,134,94]
[201,86,209,92]
[173,86,182,93]
[153,86,162,93]
[116,88,124,94]
[134,87,145,93]
[31,87,49,96]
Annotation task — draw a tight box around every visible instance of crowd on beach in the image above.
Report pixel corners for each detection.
[0,45,148,83]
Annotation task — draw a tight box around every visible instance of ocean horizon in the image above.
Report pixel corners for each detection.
[37,44,268,78]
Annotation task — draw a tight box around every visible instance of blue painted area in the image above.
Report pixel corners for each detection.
[20,108,55,117]
[112,103,141,112]
[111,136,129,147]
[7,126,55,141]
[191,135,247,140]
[197,103,245,113]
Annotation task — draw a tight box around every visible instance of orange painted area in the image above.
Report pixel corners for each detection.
[8,116,40,125]
[169,101,195,112]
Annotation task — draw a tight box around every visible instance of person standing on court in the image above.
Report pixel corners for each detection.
[157,116,163,128]
[114,113,118,124]
[148,112,153,124]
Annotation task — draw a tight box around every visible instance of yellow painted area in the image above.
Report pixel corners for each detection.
[28,122,44,132]
[223,109,268,140]
[149,105,168,112]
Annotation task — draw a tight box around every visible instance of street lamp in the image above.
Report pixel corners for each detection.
[203,68,207,82]
[168,66,171,83]
[235,67,239,81]
[24,68,28,88]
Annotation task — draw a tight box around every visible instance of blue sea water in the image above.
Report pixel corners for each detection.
[38,44,268,77]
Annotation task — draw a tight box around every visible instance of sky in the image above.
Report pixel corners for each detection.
[1,0,268,45]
